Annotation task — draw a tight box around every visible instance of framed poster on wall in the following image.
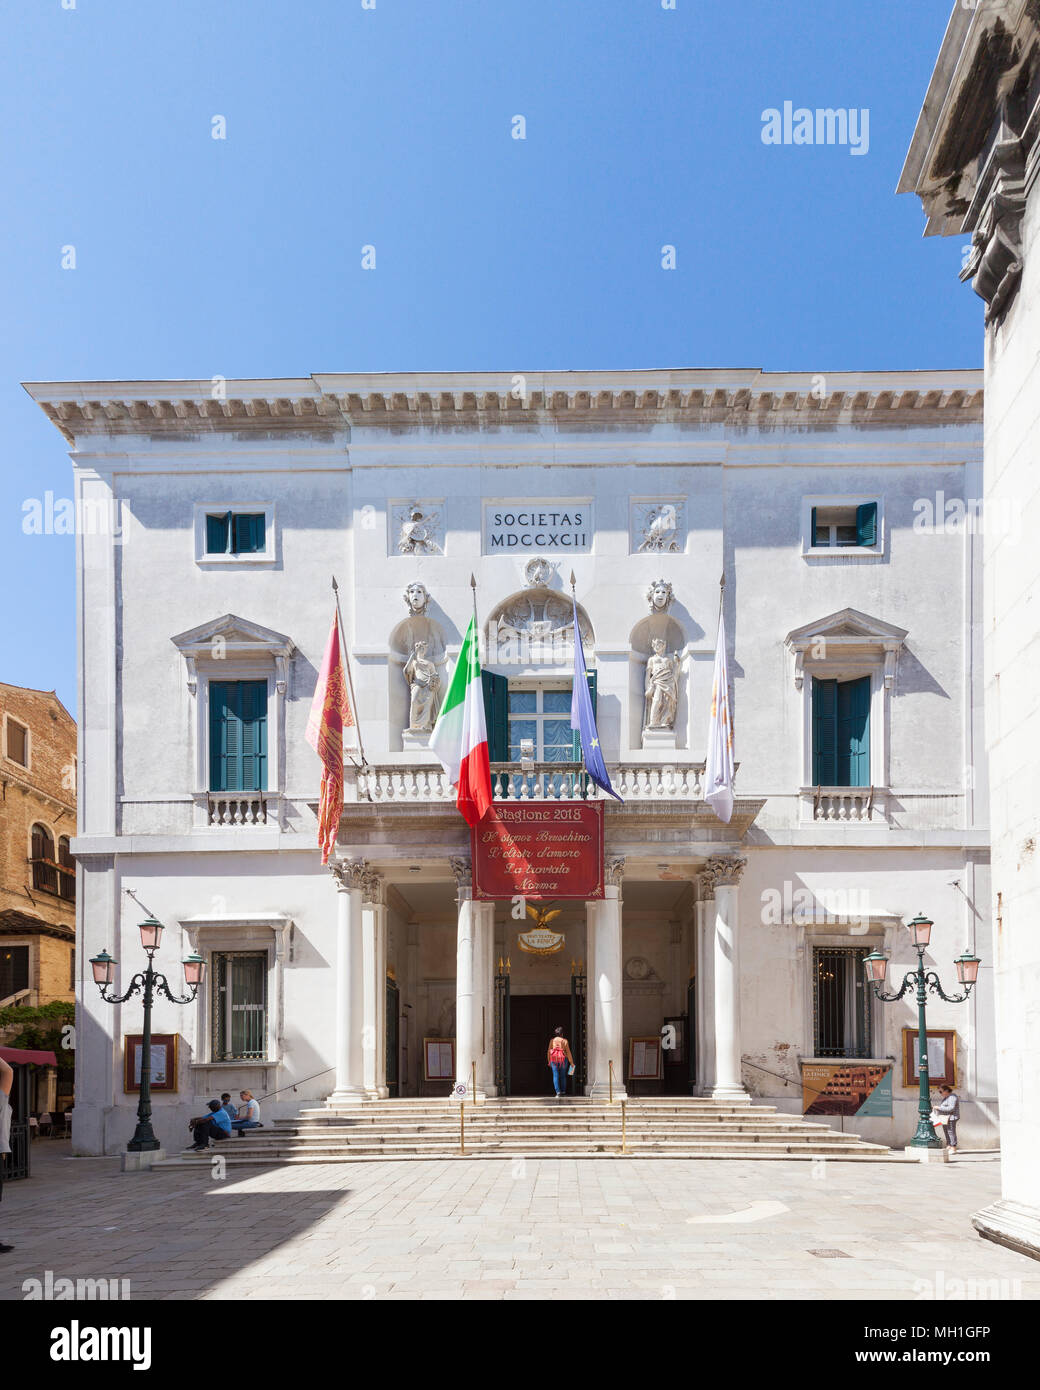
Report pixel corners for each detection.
[901,1028,957,1088]
[123,1034,178,1093]
[423,1038,455,1081]
[628,1036,662,1081]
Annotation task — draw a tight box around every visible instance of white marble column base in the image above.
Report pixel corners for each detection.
[326,1087,366,1106]
[973,1200,1040,1261]
[586,1081,627,1102]
[711,1082,749,1102]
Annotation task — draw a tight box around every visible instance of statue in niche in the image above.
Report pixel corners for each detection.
[404,639,441,731]
[398,505,442,556]
[646,578,675,615]
[643,637,680,731]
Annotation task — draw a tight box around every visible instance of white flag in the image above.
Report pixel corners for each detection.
[705,611,735,823]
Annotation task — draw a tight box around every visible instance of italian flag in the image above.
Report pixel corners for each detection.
[430,616,493,827]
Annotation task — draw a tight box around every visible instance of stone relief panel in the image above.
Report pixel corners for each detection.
[391,501,444,556]
[631,501,686,555]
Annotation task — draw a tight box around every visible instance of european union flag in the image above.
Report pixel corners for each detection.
[570,595,623,803]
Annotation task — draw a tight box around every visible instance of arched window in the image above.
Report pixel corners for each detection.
[58,837,75,902]
[30,824,57,894]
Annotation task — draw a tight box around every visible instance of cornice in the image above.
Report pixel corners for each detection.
[23,370,985,445]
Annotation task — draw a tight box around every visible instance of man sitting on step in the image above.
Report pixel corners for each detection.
[188,1099,232,1151]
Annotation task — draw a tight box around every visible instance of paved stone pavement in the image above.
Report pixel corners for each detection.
[2,1141,1038,1301]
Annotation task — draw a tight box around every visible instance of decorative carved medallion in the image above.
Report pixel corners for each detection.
[393,502,443,556]
[523,556,556,588]
[633,503,685,554]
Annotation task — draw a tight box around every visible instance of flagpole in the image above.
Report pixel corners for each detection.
[331,575,367,769]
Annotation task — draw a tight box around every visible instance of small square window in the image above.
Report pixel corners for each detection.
[194,504,275,564]
[5,719,28,767]
[804,498,881,554]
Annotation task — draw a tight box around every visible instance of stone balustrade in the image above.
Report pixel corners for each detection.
[351,760,706,804]
[208,794,269,826]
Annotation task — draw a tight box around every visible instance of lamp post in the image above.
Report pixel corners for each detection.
[90,917,205,1153]
[863,913,980,1150]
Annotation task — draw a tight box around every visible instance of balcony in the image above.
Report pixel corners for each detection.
[352,760,705,805]
[208,793,269,826]
[807,786,878,822]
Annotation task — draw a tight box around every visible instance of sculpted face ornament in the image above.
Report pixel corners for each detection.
[647,579,674,614]
[403,582,430,616]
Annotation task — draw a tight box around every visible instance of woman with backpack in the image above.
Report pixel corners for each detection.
[547,1027,575,1098]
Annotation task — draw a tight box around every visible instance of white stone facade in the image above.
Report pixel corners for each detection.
[900,0,1040,1256]
[26,368,994,1153]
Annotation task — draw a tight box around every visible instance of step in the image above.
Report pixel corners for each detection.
[155,1146,901,1169]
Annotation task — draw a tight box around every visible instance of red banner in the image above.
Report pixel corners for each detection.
[472,803,604,901]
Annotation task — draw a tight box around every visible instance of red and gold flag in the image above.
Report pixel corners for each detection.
[306,610,355,863]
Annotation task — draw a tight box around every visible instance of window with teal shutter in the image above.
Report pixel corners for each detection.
[232,513,266,553]
[209,681,268,791]
[206,512,231,553]
[812,676,870,787]
[855,502,877,548]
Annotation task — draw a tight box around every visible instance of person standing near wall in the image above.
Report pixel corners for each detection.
[0,1055,13,1253]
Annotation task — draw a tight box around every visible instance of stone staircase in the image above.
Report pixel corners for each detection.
[155,1096,900,1168]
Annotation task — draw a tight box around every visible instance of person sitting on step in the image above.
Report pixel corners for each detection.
[188,1099,232,1151]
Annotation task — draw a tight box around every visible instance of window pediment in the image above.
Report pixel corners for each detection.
[171,614,296,694]
[785,607,907,689]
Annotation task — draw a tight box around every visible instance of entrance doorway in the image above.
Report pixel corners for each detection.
[509,994,574,1096]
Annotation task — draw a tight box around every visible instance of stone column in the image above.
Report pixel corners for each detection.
[361,869,389,1100]
[704,856,748,1101]
[451,856,483,1098]
[476,901,497,1097]
[329,858,367,1104]
[587,858,626,1100]
[695,872,717,1097]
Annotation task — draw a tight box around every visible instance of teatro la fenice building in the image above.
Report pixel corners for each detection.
[24,367,998,1155]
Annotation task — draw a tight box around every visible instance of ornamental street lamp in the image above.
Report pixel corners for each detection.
[863,913,980,1150]
[89,917,206,1153]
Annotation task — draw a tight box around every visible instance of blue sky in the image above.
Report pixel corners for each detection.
[2,0,977,712]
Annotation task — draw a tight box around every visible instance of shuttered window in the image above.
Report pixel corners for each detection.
[810,501,879,548]
[812,676,870,786]
[205,511,266,555]
[5,719,28,766]
[30,823,58,893]
[209,681,268,792]
[212,952,268,1061]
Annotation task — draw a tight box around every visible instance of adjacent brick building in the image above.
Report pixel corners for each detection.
[0,683,77,1010]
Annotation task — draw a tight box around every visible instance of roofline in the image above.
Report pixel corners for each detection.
[0,683,75,724]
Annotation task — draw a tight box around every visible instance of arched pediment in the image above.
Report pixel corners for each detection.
[485,587,593,666]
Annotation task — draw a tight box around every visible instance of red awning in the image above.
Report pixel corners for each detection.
[0,1047,58,1067]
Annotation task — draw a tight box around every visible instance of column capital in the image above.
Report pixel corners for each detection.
[605,857,626,888]
[330,856,368,891]
[449,855,472,889]
[702,855,747,890]
[361,868,386,905]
